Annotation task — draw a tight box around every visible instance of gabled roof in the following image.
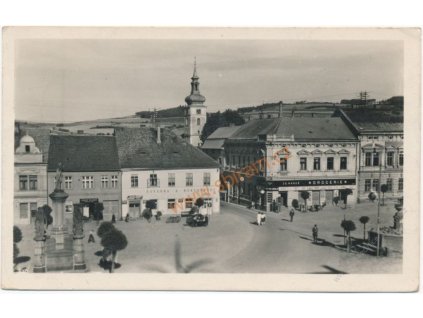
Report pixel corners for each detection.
[115,127,219,170]
[47,135,120,172]
[229,117,357,141]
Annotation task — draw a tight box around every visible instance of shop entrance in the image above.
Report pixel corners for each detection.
[128,201,141,218]
[279,191,288,207]
[80,198,99,219]
[312,191,320,205]
[325,190,334,204]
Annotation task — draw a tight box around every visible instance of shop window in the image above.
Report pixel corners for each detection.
[168,199,176,209]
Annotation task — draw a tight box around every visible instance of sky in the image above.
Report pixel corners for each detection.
[15,39,403,123]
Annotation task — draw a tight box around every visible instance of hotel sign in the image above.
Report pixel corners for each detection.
[275,178,356,188]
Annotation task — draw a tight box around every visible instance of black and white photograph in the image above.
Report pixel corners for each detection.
[1,27,420,291]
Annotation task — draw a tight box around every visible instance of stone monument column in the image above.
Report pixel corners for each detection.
[49,189,69,248]
[33,207,46,273]
[73,204,86,270]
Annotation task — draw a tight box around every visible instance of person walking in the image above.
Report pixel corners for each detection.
[111,214,116,224]
[289,208,295,222]
[312,224,319,243]
[88,230,95,243]
[256,211,262,226]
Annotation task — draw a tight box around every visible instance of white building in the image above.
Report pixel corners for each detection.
[115,127,220,218]
[14,133,49,224]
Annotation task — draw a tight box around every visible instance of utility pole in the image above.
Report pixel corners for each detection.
[360,91,369,106]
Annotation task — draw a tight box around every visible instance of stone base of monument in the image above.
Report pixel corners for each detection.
[45,232,75,272]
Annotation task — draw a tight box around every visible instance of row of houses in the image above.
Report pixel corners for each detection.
[14,126,220,225]
[202,109,404,211]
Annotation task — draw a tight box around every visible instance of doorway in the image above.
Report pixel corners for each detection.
[279,191,288,207]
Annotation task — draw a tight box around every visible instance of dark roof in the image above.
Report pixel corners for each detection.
[352,122,403,133]
[206,126,241,139]
[229,117,357,141]
[115,127,219,170]
[201,139,225,149]
[47,135,120,172]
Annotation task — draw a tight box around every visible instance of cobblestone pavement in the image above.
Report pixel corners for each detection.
[14,200,402,274]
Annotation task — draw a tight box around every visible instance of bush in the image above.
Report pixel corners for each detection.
[13,226,22,243]
[142,208,153,221]
[42,205,53,228]
[195,198,204,207]
[97,221,115,239]
[368,192,377,202]
[292,199,299,209]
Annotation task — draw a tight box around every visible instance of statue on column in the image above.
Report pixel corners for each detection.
[54,162,64,191]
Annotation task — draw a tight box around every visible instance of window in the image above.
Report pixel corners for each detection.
[130,175,138,188]
[186,198,193,209]
[373,152,379,166]
[197,118,201,126]
[204,198,213,208]
[203,172,211,186]
[19,203,28,219]
[149,174,158,187]
[168,173,175,187]
[111,175,118,188]
[387,152,394,166]
[280,158,287,171]
[398,178,403,191]
[101,176,109,188]
[30,202,37,216]
[365,179,371,192]
[196,109,201,115]
[19,175,28,190]
[340,157,347,170]
[29,175,37,190]
[373,179,379,192]
[300,157,307,171]
[82,176,94,189]
[168,199,176,209]
[186,173,193,186]
[386,178,393,192]
[365,152,372,166]
[327,157,334,171]
[399,152,404,166]
[25,145,30,153]
[64,176,72,190]
[313,157,320,171]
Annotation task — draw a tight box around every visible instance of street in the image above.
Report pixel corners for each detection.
[15,201,402,274]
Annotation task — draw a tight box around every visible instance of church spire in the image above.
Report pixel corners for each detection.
[192,57,198,79]
[185,58,205,105]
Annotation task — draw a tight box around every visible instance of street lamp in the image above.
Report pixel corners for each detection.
[260,189,265,210]
[373,147,382,256]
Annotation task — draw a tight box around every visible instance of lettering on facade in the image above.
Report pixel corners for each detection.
[275,178,356,188]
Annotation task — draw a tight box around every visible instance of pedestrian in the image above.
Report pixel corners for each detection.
[111,214,116,223]
[261,212,266,225]
[289,208,295,222]
[312,224,318,243]
[256,211,261,226]
[125,214,130,222]
[88,230,95,243]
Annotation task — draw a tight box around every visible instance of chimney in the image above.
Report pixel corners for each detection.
[278,101,283,118]
[157,125,161,144]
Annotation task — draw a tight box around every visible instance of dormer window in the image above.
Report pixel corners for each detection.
[25,145,30,153]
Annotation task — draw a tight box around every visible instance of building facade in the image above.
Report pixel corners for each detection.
[115,127,220,218]
[47,135,122,221]
[14,134,48,224]
[185,60,207,147]
[336,109,404,202]
[222,116,359,211]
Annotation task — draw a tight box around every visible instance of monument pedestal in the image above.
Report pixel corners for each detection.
[73,235,87,270]
[33,239,46,273]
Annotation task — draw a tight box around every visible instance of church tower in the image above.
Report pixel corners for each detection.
[185,59,206,147]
